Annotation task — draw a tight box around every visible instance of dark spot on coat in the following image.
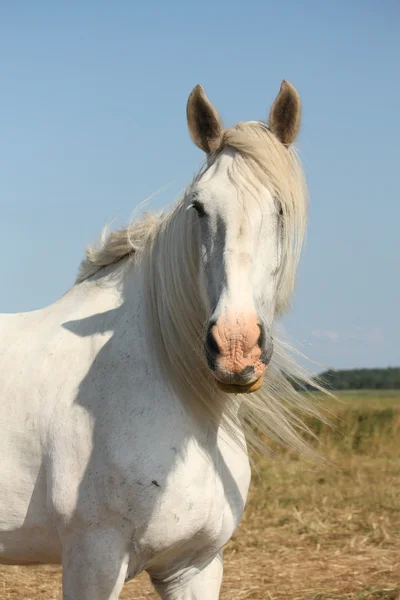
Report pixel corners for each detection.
[152,480,161,488]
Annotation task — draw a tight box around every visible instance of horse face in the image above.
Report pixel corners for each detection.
[186,82,301,393]
[187,150,281,393]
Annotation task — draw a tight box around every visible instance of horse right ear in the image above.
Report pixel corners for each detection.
[268,80,301,146]
[186,85,223,153]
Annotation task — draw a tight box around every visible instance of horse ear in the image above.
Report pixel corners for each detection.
[268,80,301,146]
[186,85,223,153]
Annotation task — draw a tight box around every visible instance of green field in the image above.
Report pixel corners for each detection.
[2,391,400,599]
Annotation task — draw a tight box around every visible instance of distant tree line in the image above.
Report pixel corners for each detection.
[314,367,400,390]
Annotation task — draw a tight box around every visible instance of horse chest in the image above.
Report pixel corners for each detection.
[141,468,233,548]
[49,382,251,574]
[121,437,250,574]
[67,422,250,579]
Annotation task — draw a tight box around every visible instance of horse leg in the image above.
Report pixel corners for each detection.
[61,527,129,600]
[151,552,223,600]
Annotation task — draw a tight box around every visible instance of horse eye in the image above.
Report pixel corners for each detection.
[192,200,206,218]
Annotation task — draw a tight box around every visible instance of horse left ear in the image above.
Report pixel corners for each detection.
[186,85,223,153]
[268,80,301,146]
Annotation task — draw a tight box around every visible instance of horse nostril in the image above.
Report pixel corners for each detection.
[261,339,274,366]
[204,322,219,371]
[205,324,219,356]
[258,324,273,366]
[257,323,266,349]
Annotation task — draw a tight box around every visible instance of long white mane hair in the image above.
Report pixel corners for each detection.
[76,121,327,458]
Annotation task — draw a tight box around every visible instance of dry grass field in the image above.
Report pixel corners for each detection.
[1,391,399,599]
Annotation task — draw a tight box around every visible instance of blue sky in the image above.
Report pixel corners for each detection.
[1,1,399,371]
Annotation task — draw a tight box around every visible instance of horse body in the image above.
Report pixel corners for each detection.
[0,81,316,598]
[0,260,250,594]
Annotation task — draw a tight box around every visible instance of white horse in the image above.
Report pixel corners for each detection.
[0,81,319,599]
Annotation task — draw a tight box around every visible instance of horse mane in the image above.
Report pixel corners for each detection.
[76,121,306,315]
[75,121,326,458]
[219,121,307,314]
[76,212,164,284]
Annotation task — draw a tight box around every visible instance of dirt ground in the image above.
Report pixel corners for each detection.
[1,394,400,599]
